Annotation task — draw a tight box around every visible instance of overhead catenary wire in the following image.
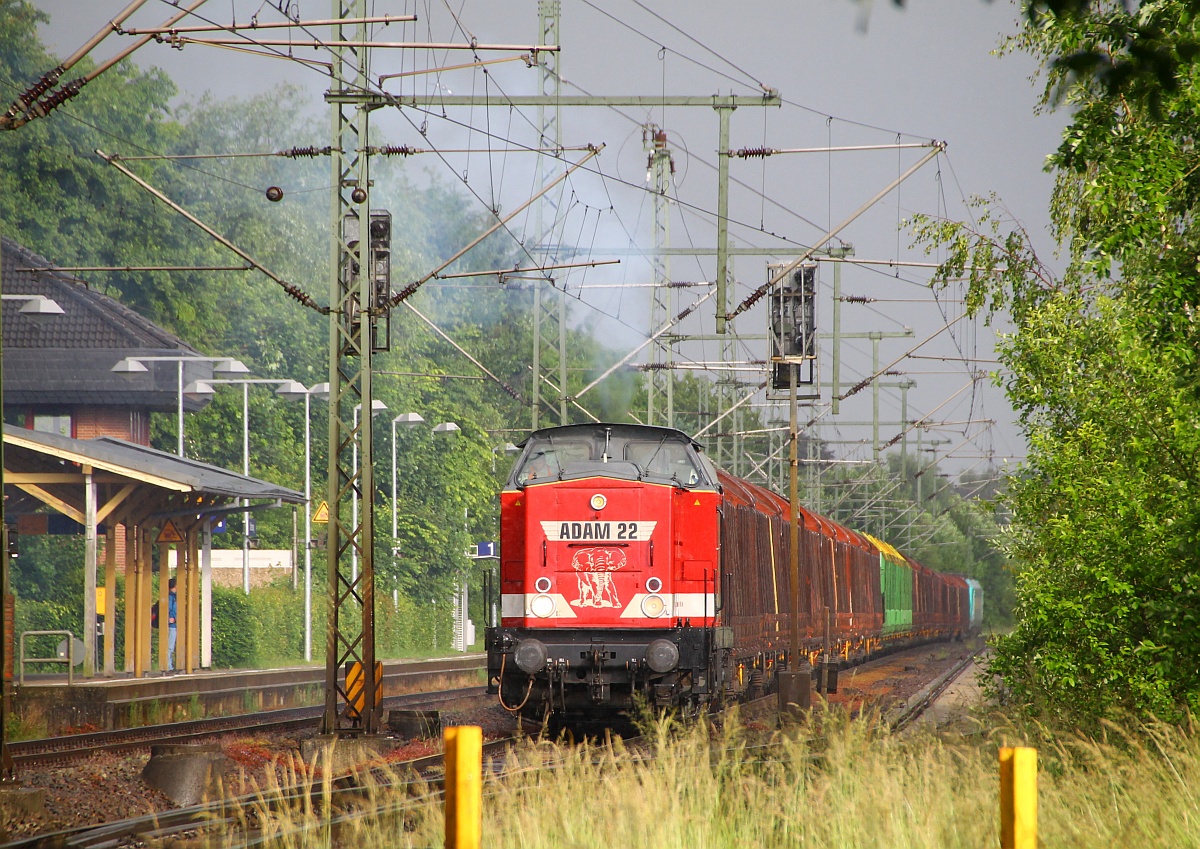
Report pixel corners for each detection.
[96,149,324,313]
[21,2,996,475]
[118,14,416,34]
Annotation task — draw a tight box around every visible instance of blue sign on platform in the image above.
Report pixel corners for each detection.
[476,541,497,558]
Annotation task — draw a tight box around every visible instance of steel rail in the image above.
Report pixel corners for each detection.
[11,682,485,768]
[0,732,519,849]
[887,647,985,732]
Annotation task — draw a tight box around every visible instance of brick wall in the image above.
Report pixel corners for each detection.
[73,407,149,445]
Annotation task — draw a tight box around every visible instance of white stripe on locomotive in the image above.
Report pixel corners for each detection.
[502,592,716,619]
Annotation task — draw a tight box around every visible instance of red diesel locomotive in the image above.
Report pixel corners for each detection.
[485,423,980,720]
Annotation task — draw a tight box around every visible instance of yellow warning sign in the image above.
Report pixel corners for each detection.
[156,519,184,544]
[312,501,330,524]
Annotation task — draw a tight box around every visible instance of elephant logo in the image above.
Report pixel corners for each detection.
[569,547,626,609]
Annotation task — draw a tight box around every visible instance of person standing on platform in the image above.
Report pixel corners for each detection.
[167,577,178,672]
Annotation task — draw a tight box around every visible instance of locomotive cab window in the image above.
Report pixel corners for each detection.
[510,425,717,489]
[625,440,702,486]
[515,441,591,484]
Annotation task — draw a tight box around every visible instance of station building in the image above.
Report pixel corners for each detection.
[1,236,303,679]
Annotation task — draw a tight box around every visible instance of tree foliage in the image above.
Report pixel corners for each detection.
[0,0,1010,660]
[912,0,1200,724]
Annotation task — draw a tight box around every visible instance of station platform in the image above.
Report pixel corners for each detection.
[12,655,485,736]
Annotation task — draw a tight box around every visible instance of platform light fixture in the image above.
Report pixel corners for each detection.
[2,294,64,322]
[114,355,249,457]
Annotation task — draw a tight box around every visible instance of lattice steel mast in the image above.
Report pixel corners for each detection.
[645,125,675,427]
[531,0,568,429]
[323,0,382,736]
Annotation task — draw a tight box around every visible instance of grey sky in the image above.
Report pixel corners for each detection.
[31,0,1064,478]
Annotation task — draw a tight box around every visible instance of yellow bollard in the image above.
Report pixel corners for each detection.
[444,725,483,849]
[999,746,1037,849]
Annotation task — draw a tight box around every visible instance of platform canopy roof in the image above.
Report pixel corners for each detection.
[3,424,303,528]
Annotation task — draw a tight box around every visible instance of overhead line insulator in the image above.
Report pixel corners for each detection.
[377,145,424,156]
[279,146,331,158]
[731,146,773,158]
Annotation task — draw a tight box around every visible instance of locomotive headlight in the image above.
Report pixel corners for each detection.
[590,493,607,510]
[530,593,557,618]
[534,576,552,593]
[645,639,679,674]
[646,577,663,593]
[514,639,548,674]
[641,594,666,618]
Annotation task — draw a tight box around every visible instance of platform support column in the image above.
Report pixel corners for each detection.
[187,528,200,674]
[124,524,136,674]
[138,529,152,676]
[201,523,212,669]
[157,542,169,672]
[83,467,97,678]
[103,524,116,676]
[178,533,190,674]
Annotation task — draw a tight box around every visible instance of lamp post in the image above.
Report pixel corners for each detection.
[113,355,249,456]
[185,377,306,593]
[300,382,332,663]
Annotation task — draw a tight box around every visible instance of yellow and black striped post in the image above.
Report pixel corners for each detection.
[444,725,482,849]
[1000,746,1037,849]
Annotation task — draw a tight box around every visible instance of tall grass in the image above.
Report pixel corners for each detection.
[229,710,1200,849]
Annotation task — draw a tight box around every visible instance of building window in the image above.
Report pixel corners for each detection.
[32,413,72,438]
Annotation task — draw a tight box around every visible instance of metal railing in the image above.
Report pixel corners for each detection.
[19,630,76,685]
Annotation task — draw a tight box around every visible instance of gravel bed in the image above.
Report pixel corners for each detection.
[0,646,982,841]
[0,694,522,841]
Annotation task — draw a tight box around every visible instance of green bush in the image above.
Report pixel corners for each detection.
[245,581,305,667]
[210,586,256,668]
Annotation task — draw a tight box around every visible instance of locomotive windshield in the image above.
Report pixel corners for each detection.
[511,425,714,489]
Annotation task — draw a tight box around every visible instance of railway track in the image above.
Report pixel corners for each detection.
[1,733,518,849]
[886,647,985,732]
[0,649,984,848]
[9,686,485,769]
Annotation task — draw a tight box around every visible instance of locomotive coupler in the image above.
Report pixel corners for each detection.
[547,658,570,712]
[627,658,643,693]
[588,645,610,703]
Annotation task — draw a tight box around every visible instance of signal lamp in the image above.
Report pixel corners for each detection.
[530,593,556,618]
[641,594,666,618]
[265,186,284,202]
